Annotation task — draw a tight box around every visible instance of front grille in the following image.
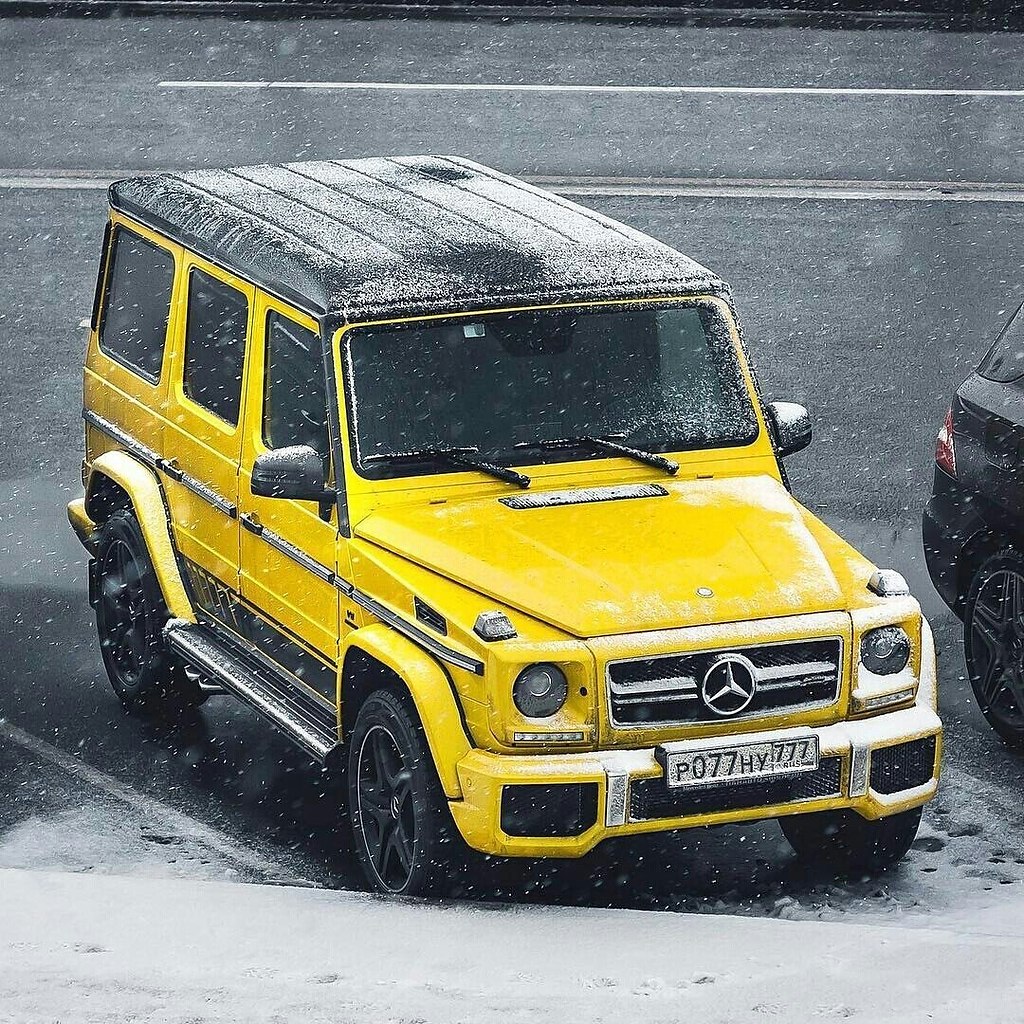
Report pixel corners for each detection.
[608,638,843,727]
[630,756,844,821]
[870,737,937,795]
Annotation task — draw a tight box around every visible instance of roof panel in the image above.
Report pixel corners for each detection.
[107,156,727,322]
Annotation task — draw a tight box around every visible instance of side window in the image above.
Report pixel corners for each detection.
[263,311,329,455]
[183,267,249,426]
[98,227,175,382]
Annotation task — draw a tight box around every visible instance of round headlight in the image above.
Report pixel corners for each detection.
[861,626,911,676]
[512,663,569,718]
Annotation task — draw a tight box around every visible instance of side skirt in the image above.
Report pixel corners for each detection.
[164,619,340,766]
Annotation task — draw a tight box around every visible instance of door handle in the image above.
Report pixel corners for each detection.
[240,512,264,536]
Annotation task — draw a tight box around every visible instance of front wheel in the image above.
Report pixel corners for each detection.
[94,509,200,715]
[347,690,458,896]
[780,807,922,873]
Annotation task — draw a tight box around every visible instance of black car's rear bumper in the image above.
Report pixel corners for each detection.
[922,466,990,617]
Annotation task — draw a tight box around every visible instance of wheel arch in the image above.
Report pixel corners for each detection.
[340,624,473,799]
[956,529,1014,615]
[84,451,195,623]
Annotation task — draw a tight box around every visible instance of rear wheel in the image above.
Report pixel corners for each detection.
[964,550,1024,748]
[94,510,200,715]
[347,690,456,896]
[780,807,922,873]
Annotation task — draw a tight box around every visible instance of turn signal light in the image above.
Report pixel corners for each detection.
[936,406,956,477]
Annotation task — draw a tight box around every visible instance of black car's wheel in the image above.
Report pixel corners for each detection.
[964,551,1024,748]
[348,690,455,896]
[780,806,922,873]
[95,510,199,714]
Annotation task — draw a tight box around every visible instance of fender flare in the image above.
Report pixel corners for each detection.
[341,623,473,799]
[86,451,196,623]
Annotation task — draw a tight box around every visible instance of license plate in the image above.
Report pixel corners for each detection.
[661,736,820,790]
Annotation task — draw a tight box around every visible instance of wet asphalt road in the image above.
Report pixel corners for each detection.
[2,12,1024,907]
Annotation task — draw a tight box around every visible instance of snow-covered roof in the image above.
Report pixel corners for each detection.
[108,156,727,323]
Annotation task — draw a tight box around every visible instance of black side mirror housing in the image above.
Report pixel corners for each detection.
[251,445,333,503]
[767,401,812,458]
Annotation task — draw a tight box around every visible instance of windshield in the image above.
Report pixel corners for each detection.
[343,301,759,479]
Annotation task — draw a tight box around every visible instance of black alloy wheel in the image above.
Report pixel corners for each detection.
[348,690,453,896]
[964,551,1024,748]
[95,510,198,714]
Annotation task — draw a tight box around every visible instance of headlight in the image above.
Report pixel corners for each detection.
[860,626,911,675]
[512,663,569,718]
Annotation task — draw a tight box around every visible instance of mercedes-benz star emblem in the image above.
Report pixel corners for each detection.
[701,654,757,717]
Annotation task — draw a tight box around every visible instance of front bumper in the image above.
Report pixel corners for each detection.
[449,619,943,858]
[449,702,942,857]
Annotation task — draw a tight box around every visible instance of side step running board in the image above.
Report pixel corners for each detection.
[165,620,340,764]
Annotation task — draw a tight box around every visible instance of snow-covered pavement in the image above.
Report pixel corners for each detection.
[3,866,1024,1024]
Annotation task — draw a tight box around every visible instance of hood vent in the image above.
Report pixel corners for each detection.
[500,483,668,511]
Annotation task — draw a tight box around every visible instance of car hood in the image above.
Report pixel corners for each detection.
[354,475,854,638]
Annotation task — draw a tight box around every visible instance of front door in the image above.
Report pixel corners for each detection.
[237,295,342,707]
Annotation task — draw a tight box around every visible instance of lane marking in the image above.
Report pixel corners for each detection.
[0,718,312,886]
[160,80,1024,98]
[4,170,1024,203]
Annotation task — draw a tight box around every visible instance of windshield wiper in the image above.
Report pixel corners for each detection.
[514,435,679,476]
[364,446,531,489]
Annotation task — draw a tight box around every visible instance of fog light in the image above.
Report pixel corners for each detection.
[512,663,568,718]
[860,626,911,675]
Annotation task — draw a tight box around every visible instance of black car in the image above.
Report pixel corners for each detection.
[924,300,1024,747]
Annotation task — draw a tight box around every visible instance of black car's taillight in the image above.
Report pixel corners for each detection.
[936,405,956,477]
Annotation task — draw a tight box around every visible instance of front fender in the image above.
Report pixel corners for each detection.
[341,623,473,798]
[83,451,195,623]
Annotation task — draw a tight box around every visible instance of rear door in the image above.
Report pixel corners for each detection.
[236,295,342,707]
[163,257,254,613]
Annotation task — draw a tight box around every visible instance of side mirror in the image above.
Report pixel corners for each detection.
[251,445,333,503]
[767,401,812,458]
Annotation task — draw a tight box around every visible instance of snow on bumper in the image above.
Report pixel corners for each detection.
[450,623,942,858]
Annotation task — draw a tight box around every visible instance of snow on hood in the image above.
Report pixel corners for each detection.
[355,475,850,637]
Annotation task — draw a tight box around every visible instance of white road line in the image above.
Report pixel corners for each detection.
[3,170,1024,203]
[0,718,311,885]
[159,80,1024,98]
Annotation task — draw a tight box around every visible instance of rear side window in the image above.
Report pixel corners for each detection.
[183,268,249,426]
[979,301,1024,383]
[98,228,175,382]
[263,311,329,454]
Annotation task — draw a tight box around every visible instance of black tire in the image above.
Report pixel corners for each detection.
[94,509,200,715]
[347,690,457,896]
[780,806,922,873]
[964,550,1024,748]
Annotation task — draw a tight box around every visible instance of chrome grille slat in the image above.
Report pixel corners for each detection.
[607,637,843,728]
[612,692,700,705]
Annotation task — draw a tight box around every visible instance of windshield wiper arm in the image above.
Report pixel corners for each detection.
[364,446,531,489]
[514,435,679,476]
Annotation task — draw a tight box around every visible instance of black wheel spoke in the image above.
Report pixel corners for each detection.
[978,652,1005,707]
[392,824,413,872]
[973,598,1003,643]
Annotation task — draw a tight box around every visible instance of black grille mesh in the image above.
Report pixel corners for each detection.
[870,737,937,795]
[630,757,844,821]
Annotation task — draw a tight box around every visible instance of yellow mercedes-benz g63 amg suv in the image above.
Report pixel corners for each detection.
[69,156,941,895]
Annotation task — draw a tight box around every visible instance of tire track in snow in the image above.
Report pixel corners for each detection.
[0,719,314,887]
